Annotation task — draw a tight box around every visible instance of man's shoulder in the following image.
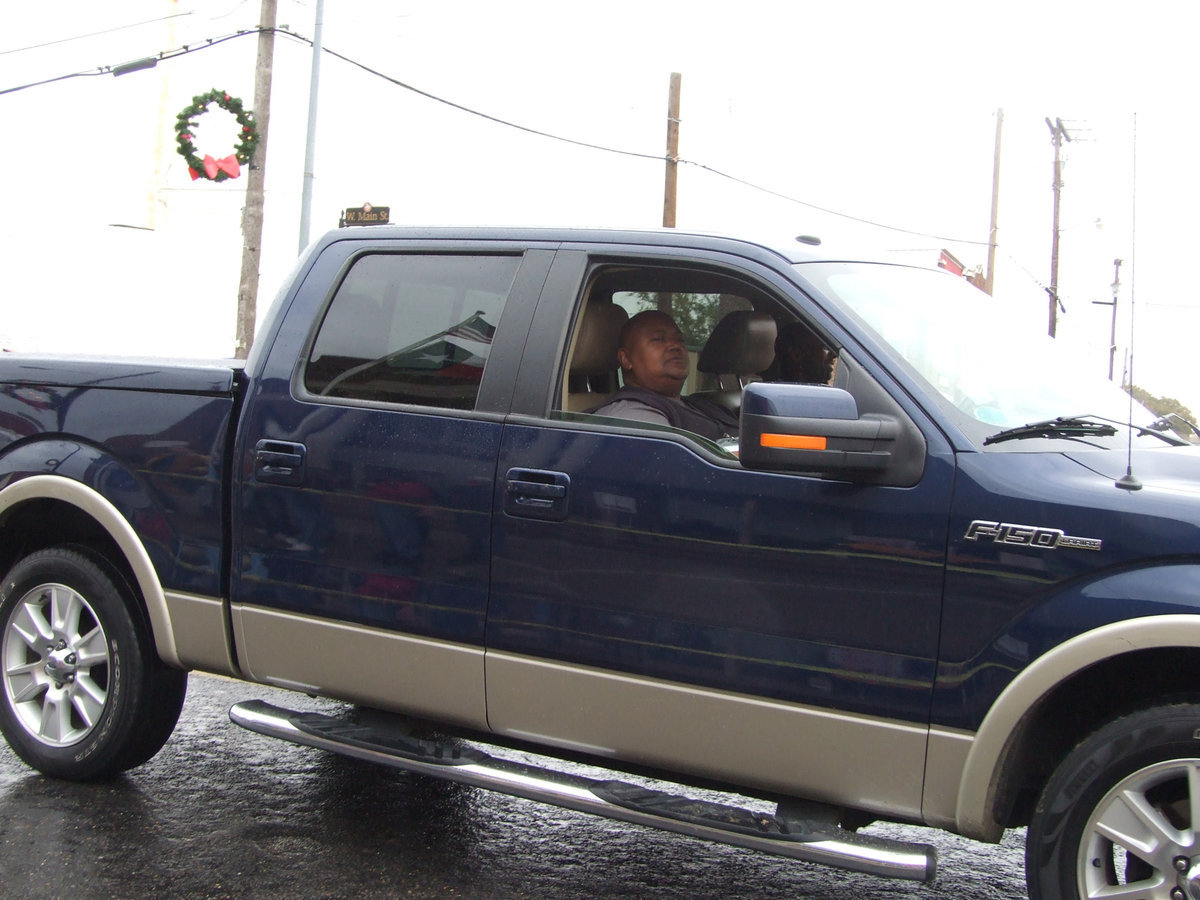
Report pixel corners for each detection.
[589,388,673,424]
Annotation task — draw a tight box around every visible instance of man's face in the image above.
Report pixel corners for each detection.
[618,312,689,396]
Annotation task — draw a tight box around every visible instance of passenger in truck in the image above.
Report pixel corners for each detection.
[772,320,837,385]
[588,310,739,441]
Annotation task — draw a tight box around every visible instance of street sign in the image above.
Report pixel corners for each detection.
[341,203,390,226]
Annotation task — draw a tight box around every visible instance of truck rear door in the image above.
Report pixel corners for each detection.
[231,238,553,729]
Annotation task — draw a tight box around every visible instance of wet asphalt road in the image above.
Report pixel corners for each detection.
[0,674,1030,899]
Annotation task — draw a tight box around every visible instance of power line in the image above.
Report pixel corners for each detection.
[287,32,666,163]
[3,23,997,250]
[272,28,993,247]
[1,1,260,58]
[0,13,193,57]
[0,68,107,95]
[0,29,259,96]
[679,159,991,246]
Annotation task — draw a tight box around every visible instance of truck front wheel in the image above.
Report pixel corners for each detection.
[0,547,186,780]
[1026,702,1200,899]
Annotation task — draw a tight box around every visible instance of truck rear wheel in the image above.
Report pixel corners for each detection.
[0,547,186,780]
[1026,702,1200,899]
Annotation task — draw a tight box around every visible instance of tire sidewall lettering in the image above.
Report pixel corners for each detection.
[72,639,122,765]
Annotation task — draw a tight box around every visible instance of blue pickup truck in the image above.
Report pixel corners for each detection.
[0,227,1197,898]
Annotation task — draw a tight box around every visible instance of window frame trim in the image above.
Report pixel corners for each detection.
[290,246,555,417]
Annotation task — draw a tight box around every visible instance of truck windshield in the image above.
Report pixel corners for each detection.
[800,262,1158,447]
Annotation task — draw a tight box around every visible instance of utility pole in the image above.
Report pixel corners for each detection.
[235,0,277,360]
[1092,258,1122,381]
[983,108,1003,296]
[662,72,681,228]
[1046,116,1071,338]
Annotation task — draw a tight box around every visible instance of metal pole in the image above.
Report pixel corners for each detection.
[298,0,324,254]
[235,0,276,360]
[1090,258,1122,380]
[1107,258,1121,380]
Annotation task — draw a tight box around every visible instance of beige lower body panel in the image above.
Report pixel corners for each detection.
[164,591,239,676]
[229,606,488,730]
[218,611,941,822]
[922,727,975,832]
[486,651,930,821]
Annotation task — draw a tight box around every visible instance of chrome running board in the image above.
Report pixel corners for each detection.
[230,699,936,883]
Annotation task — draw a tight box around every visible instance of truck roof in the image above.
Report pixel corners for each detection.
[310,225,835,266]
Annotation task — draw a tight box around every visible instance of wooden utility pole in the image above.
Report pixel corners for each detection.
[983,108,1003,296]
[235,0,277,359]
[662,73,681,228]
[1046,116,1071,338]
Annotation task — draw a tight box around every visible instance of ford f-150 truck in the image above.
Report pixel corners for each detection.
[1,226,1198,898]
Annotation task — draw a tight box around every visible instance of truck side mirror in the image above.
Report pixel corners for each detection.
[739,382,898,477]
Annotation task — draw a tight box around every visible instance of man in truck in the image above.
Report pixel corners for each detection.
[589,309,739,441]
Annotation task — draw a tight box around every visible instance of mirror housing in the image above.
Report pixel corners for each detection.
[739,383,898,477]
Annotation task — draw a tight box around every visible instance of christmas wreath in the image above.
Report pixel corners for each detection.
[175,89,259,182]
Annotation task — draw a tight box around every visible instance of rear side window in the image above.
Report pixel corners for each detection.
[304,254,519,410]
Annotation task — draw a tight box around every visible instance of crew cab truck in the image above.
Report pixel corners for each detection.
[0,227,1198,899]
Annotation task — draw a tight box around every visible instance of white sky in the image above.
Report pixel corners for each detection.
[2,0,1198,414]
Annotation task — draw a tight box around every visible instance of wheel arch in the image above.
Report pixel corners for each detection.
[954,614,1200,841]
[0,474,180,667]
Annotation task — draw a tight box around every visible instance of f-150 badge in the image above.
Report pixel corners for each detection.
[964,520,1102,551]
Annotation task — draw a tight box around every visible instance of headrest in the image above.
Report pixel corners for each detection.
[698,310,777,375]
[571,303,629,375]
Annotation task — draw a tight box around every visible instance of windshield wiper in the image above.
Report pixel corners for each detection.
[983,416,1118,446]
[1148,413,1200,442]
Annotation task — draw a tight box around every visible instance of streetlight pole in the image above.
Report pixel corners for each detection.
[298,0,324,253]
[1091,258,1122,381]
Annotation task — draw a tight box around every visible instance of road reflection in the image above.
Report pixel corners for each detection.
[0,674,1028,899]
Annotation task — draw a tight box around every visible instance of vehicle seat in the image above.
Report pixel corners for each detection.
[692,310,777,414]
[565,302,629,412]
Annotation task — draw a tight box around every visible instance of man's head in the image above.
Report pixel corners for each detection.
[617,310,689,397]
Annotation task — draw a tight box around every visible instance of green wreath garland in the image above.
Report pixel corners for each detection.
[175,89,259,182]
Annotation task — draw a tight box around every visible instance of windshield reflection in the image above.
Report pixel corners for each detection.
[800,262,1156,447]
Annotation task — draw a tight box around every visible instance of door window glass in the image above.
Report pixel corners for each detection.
[305,254,519,409]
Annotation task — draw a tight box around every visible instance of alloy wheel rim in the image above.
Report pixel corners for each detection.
[2,582,110,747]
[1078,758,1200,898]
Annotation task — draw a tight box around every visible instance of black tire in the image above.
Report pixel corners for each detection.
[0,547,186,780]
[1026,702,1200,899]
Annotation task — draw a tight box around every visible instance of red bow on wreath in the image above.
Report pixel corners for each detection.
[189,154,241,181]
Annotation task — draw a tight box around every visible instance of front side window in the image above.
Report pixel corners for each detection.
[304,254,519,410]
[561,265,779,457]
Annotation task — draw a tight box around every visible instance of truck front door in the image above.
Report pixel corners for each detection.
[486,250,953,820]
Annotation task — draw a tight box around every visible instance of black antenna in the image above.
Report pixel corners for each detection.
[1116,112,1142,492]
